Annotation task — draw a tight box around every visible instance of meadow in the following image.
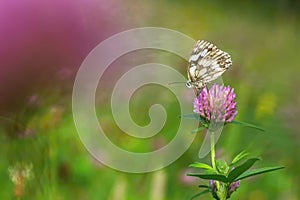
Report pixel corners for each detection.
[0,1,299,199]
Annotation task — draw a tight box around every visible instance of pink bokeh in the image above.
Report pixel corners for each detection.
[0,0,123,110]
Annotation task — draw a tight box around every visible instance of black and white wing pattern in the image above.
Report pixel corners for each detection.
[186,40,232,90]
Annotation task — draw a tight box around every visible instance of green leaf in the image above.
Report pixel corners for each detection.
[227,158,260,182]
[190,190,210,200]
[231,120,265,132]
[234,166,284,181]
[191,126,207,134]
[187,173,228,182]
[230,151,250,166]
[198,185,210,189]
[189,162,214,171]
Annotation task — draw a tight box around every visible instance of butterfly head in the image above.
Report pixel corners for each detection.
[185,80,192,88]
[185,80,206,90]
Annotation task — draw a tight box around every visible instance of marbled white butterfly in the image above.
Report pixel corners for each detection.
[186,40,232,90]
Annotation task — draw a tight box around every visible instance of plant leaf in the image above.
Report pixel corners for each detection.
[189,162,214,171]
[230,150,250,166]
[190,190,210,200]
[191,126,207,134]
[198,184,210,189]
[227,158,260,182]
[187,173,228,182]
[231,120,265,132]
[234,166,284,181]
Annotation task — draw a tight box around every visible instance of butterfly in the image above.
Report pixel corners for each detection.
[186,40,232,91]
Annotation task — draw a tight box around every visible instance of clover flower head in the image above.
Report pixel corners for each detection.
[194,84,238,124]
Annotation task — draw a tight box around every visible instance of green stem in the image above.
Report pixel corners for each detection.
[211,131,225,199]
[210,131,232,199]
[210,131,216,170]
[220,184,229,200]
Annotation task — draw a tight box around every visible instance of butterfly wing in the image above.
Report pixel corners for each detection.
[187,40,232,88]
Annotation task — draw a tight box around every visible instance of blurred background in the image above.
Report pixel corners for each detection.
[0,0,299,199]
